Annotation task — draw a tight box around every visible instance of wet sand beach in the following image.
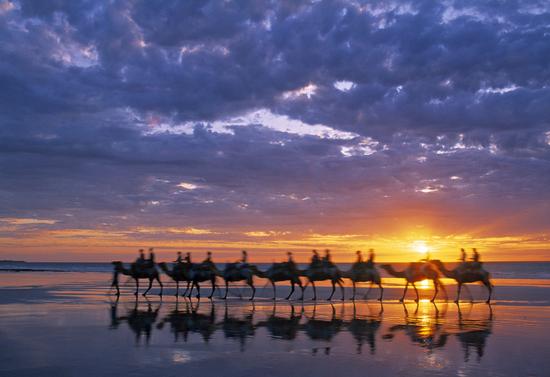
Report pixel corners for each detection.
[1,271,550,377]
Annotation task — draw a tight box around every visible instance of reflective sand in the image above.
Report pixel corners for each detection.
[1,272,549,377]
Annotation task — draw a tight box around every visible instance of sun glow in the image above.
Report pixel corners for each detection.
[411,240,429,256]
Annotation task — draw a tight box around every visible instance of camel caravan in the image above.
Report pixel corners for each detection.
[111,247,493,303]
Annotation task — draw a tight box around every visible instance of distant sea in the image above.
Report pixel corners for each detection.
[1,261,550,280]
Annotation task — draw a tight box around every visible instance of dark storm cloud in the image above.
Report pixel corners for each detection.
[1,0,550,240]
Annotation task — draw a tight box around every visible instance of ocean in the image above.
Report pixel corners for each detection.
[2,261,550,280]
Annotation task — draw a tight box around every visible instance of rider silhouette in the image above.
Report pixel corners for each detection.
[175,251,183,264]
[147,248,156,267]
[460,248,466,263]
[136,249,146,266]
[366,249,375,268]
[323,249,332,266]
[311,250,321,268]
[184,252,192,264]
[355,250,363,264]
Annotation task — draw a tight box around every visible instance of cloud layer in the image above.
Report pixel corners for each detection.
[1,0,549,260]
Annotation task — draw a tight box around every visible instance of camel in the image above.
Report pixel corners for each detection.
[259,262,305,300]
[112,261,163,297]
[379,262,446,302]
[429,260,493,303]
[158,262,189,296]
[221,263,262,300]
[343,262,384,301]
[301,263,345,301]
[159,262,219,299]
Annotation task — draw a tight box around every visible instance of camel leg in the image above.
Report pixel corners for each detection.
[352,282,356,301]
[400,282,408,302]
[134,279,139,296]
[312,281,317,300]
[271,281,276,300]
[378,283,384,301]
[195,282,201,299]
[248,280,256,301]
[209,280,215,299]
[455,283,462,303]
[223,281,229,299]
[298,281,305,301]
[143,278,153,297]
[175,281,179,297]
[484,280,493,304]
[187,282,194,298]
[412,283,419,302]
[286,282,295,300]
[327,281,336,301]
[182,281,190,297]
[338,280,345,301]
[157,276,163,297]
[431,280,438,302]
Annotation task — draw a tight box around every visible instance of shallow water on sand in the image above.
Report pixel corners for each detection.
[1,272,549,377]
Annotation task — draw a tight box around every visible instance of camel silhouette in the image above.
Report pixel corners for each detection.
[112,261,163,297]
[380,262,446,302]
[430,260,493,303]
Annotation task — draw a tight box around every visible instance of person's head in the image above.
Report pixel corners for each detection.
[177,251,182,256]
[313,249,318,255]
[356,250,361,255]
[186,252,191,256]
[325,249,330,255]
[242,250,247,256]
[461,248,465,252]
[369,248,374,254]
[287,251,292,257]
[207,251,212,257]
[473,248,477,252]
[139,249,144,254]
[149,247,154,253]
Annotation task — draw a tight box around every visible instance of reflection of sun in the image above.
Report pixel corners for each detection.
[419,279,430,290]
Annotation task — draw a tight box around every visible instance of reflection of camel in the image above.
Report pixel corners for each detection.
[346,302,383,354]
[259,263,304,300]
[256,302,302,340]
[220,302,256,352]
[302,303,344,342]
[456,304,493,362]
[112,261,163,297]
[221,263,262,300]
[158,262,219,299]
[343,262,383,301]
[302,265,345,301]
[157,262,189,296]
[109,297,161,345]
[380,263,446,302]
[430,260,493,303]
[157,298,216,343]
[384,302,448,352]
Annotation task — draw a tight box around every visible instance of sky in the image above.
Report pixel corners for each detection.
[1,0,550,262]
